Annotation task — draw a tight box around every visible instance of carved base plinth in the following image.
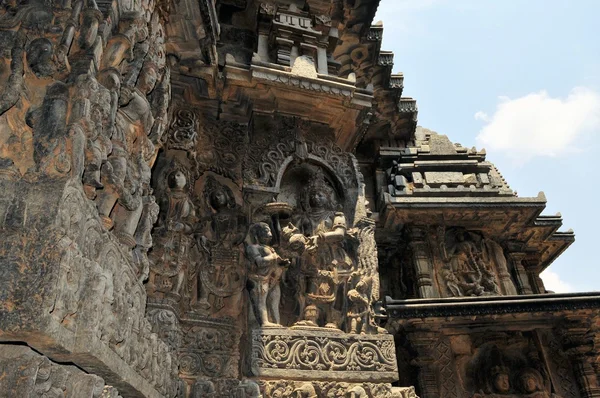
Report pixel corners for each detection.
[251,327,398,383]
[179,317,242,381]
[258,380,418,398]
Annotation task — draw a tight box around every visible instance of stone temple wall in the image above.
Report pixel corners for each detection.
[0,0,598,397]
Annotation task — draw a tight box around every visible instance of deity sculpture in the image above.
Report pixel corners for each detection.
[472,366,515,398]
[292,169,353,329]
[194,176,247,311]
[26,38,55,78]
[517,368,562,398]
[246,222,291,327]
[441,229,501,297]
[346,277,370,334]
[95,61,159,230]
[149,168,196,296]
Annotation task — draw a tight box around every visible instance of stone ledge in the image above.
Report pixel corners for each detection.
[251,327,398,383]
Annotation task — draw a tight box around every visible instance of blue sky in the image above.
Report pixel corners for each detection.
[374,0,600,293]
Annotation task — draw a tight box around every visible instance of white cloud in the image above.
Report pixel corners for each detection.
[540,270,573,293]
[474,111,489,122]
[475,87,600,164]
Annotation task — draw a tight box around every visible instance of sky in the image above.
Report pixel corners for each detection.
[374,0,600,293]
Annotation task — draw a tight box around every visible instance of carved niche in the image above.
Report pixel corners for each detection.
[466,338,567,398]
[249,163,382,334]
[438,227,517,298]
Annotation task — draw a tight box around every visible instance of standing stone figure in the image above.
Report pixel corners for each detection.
[150,168,196,296]
[246,222,290,327]
[293,169,353,329]
[346,277,370,334]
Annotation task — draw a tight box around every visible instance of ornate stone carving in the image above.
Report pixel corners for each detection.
[193,174,247,313]
[168,108,198,151]
[440,228,516,297]
[179,318,241,380]
[251,328,398,381]
[289,168,354,329]
[259,380,414,398]
[246,222,291,327]
[149,165,197,298]
[468,343,563,398]
[0,345,115,398]
[243,117,357,189]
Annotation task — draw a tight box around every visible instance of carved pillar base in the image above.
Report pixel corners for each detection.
[250,327,411,397]
[178,316,243,396]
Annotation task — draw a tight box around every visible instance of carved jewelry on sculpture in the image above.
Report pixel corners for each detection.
[291,168,352,330]
[246,222,291,327]
[149,164,196,298]
[194,175,247,311]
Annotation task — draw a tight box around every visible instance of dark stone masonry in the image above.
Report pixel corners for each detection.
[0,0,597,396]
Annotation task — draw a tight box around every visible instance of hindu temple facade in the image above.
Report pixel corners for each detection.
[0,0,598,397]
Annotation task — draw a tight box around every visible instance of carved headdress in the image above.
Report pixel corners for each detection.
[301,168,337,211]
[203,175,236,211]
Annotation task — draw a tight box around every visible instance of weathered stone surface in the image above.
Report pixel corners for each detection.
[0,344,121,398]
[0,0,594,397]
[251,328,398,382]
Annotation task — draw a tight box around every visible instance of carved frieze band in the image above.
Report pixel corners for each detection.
[251,328,398,382]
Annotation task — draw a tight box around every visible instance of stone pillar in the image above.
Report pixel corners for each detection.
[317,46,328,75]
[407,226,437,298]
[257,33,270,61]
[526,258,547,294]
[409,332,441,398]
[508,252,533,295]
[561,318,600,398]
[290,45,299,67]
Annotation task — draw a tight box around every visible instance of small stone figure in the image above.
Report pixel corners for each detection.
[150,168,196,296]
[26,38,56,78]
[472,365,515,397]
[194,176,248,311]
[442,229,501,297]
[347,278,370,334]
[237,379,262,398]
[442,265,462,297]
[134,195,160,283]
[246,222,290,327]
[518,368,561,398]
[493,367,511,395]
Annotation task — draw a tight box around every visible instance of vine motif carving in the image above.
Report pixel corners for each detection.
[243,118,357,188]
[179,320,241,379]
[251,329,397,375]
[167,108,198,151]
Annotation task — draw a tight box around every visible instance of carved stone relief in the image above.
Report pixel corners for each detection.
[438,228,517,298]
[467,336,568,398]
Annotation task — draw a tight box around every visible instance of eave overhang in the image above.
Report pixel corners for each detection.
[385,292,600,333]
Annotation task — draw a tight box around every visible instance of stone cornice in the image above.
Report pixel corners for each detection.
[386,292,600,320]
